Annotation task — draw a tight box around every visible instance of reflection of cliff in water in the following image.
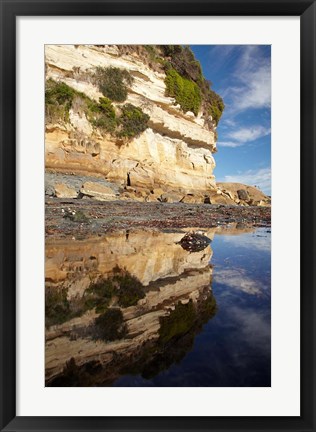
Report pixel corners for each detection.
[45,228,217,386]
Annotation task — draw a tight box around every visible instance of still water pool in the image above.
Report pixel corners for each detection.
[45,226,271,387]
[114,228,271,387]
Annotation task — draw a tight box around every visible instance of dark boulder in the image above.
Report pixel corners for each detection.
[237,189,249,201]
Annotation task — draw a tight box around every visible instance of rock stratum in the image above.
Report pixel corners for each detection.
[45,45,270,206]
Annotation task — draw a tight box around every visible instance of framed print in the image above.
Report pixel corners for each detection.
[0,1,315,431]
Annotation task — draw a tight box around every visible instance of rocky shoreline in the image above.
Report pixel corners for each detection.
[46,172,271,207]
[45,199,271,240]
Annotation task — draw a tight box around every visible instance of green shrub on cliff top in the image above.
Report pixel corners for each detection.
[88,97,117,133]
[70,93,117,132]
[45,79,117,133]
[161,45,203,84]
[159,45,224,124]
[165,68,202,115]
[207,89,225,125]
[94,66,133,102]
[117,103,150,138]
[45,79,75,123]
[45,80,150,138]
[45,79,75,107]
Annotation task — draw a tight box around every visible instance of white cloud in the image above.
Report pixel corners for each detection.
[227,126,270,143]
[217,141,244,148]
[222,230,271,253]
[223,46,271,116]
[237,64,271,111]
[214,268,263,295]
[229,306,271,352]
[221,118,237,127]
[218,125,270,148]
[222,167,271,195]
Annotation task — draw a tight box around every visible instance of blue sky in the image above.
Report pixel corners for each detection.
[191,45,271,195]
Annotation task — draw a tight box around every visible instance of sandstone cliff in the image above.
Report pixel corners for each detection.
[45,45,271,207]
[45,45,218,198]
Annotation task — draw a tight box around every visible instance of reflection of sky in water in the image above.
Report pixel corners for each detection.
[115,228,271,387]
[221,229,271,252]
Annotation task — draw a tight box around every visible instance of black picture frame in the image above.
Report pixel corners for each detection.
[1,1,315,431]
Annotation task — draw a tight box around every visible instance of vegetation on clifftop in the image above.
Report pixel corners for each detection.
[93,66,133,102]
[162,45,224,123]
[116,103,150,138]
[45,80,76,123]
[165,68,202,116]
[46,45,224,142]
[89,96,117,133]
[116,44,225,124]
[45,79,115,129]
[160,45,204,83]
[45,79,149,138]
[207,90,225,126]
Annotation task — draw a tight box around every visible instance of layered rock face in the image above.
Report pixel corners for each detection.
[45,45,217,195]
[45,229,215,385]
